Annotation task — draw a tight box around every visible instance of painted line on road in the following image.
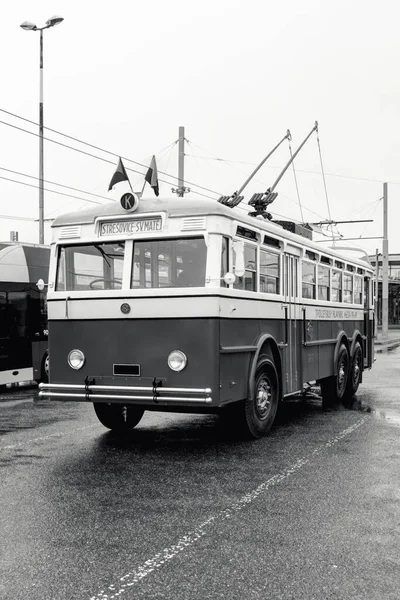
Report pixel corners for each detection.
[0,424,97,451]
[90,416,370,600]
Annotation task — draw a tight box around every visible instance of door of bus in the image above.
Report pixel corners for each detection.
[364,276,373,367]
[283,252,300,394]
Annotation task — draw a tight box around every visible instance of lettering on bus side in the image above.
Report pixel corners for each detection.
[99,219,162,236]
[315,308,360,319]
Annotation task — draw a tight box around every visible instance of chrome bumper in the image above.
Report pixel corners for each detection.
[38,382,212,404]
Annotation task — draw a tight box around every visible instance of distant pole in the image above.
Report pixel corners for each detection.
[39,29,44,244]
[177,126,185,197]
[382,182,389,341]
[375,248,379,332]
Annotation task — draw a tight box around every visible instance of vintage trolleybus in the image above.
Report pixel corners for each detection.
[39,196,374,438]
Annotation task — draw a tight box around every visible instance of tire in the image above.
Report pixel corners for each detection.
[343,341,363,405]
[35,351,49,385]
[320,344,349,409]
[93,403,145,432]
[42,352,49,384]
[244,354,280,439]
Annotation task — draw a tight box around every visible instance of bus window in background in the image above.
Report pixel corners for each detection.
[0,292,11,338]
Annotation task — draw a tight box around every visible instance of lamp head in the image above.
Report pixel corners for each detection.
[20,21,37,31]
[46,15,64,27]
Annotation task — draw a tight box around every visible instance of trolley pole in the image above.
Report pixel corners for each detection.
[177,126,185,197]
[381,182,389,342]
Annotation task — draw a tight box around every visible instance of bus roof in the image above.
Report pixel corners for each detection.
[52,196,373,271]
[52,196,231,226]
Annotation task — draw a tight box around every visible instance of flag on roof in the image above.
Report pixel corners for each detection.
[108,157,129,191]
[145,155,159,197]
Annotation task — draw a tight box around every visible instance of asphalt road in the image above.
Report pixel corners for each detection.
[0,350,399,600]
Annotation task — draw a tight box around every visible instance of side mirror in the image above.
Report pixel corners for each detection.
[37,279,47,291]
[232,239,245,277]
[223,272,236,285]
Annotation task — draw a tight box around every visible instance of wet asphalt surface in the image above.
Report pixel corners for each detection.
[0,350,399,600]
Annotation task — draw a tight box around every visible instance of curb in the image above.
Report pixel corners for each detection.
[375,341,400,353]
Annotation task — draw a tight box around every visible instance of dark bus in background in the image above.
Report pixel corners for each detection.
[0,242,50,387]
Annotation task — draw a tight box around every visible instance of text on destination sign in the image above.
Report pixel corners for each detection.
[100,219,162,236]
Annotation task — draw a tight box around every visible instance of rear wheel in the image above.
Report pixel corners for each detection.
[244,354,279,439]
[93,403,144,432]
[343,341,363,405]
[320,344,349,409]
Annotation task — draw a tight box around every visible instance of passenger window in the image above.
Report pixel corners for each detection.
[220,237,229,288]
[354,276,363,305]
[302,261,316,299]
[332,270,342,302]
[260,250,280,294]
[343,274,353,303]
[318,265,330,300]
[233,244,257,291]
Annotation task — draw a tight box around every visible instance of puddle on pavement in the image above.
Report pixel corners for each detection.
[346,396,400,426]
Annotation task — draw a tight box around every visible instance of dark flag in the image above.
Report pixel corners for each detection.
[145,155,159,197]
[108,157,129,191]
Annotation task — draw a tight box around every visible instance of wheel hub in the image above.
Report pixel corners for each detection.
[256,378,271,419]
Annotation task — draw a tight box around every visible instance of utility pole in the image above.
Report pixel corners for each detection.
[382,182,389,342]
[173,126,190,197]
[375,248,380,332]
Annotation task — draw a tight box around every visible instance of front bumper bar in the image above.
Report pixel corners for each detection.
[38,382,212,404]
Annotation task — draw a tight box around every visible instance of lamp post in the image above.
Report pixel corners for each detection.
[20,16,64,244]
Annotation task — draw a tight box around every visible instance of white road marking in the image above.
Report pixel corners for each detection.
[89,416,370,600]
[0,424,97,451]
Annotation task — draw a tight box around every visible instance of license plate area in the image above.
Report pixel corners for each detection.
[113,364,141,376]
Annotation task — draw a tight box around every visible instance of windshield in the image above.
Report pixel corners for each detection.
[56,243,125,291]
[55,237,207,291]
[132,237,206,288]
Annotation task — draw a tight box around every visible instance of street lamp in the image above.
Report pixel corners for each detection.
[20,15,64,244]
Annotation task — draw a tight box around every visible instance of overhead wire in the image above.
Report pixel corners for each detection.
[0,108,221,197]
[0,174,102,205]
[0,166,111,203]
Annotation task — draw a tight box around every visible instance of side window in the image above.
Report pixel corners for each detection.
[343,274,353,303]
[332,271,342,302]
[318,265,330,300]
[233,244,257,291]
[354,276,363,305]
[260,250,280,294]
[220,237,229,288]
[302,261,316,299]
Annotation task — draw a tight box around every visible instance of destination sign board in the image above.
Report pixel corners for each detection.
[99,218,162,236]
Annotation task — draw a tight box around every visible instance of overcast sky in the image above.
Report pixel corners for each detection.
[1,0,399,256]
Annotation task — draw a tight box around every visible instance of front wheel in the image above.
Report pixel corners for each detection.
[244,354,280,439]
[93,403,144,432]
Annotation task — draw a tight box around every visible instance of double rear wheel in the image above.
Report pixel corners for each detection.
[319,341,363,409]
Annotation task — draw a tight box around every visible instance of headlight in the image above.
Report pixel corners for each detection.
[68,349,85,370]
[167,350,187,372]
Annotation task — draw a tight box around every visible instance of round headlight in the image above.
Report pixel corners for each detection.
[68,349,85,370]
[167,350,187,372]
